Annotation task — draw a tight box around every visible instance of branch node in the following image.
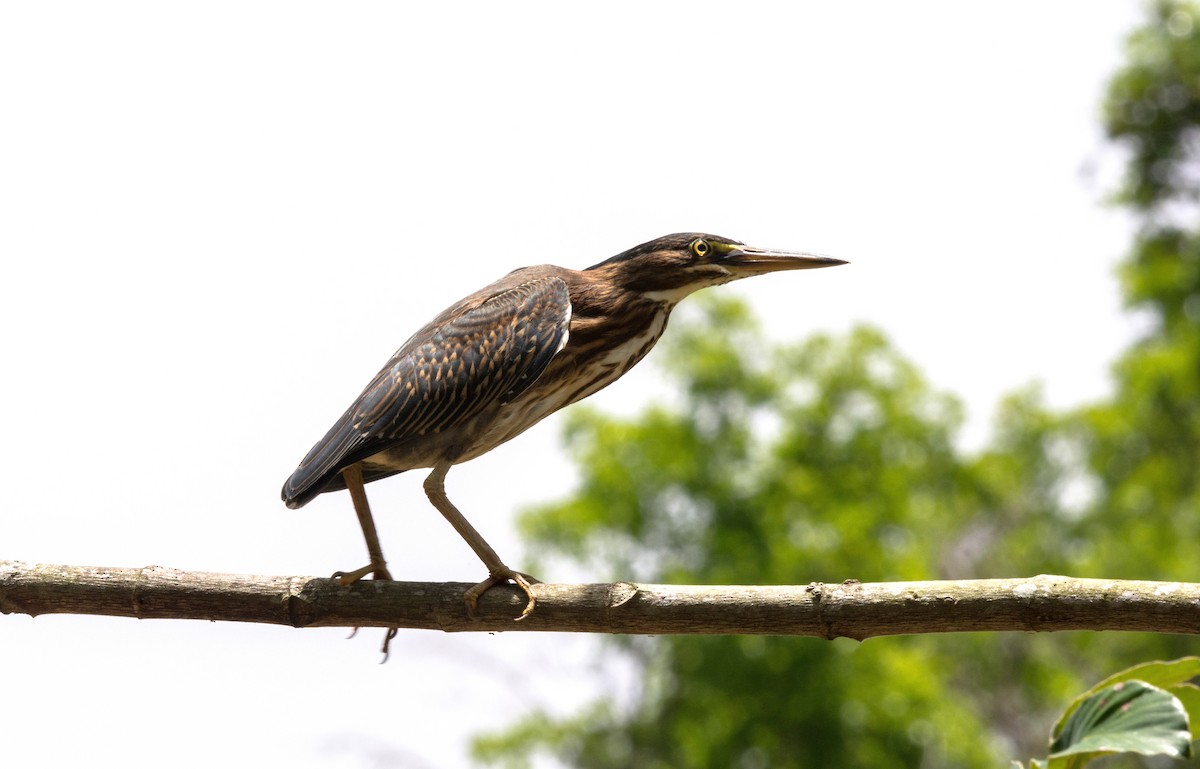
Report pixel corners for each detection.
[806,581,840,640]
[608,581,640,609]
[284,577,317,628]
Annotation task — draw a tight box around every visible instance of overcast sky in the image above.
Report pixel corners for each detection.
[2,3,1146,768]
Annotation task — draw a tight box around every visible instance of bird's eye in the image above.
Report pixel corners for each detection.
[691,239,711,258]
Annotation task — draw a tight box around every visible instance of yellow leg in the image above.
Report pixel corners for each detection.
[423,460,540,619]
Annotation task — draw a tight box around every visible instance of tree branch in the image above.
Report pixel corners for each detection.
[2,561,1198,637]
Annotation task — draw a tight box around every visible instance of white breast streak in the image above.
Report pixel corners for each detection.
[588,307,669,374]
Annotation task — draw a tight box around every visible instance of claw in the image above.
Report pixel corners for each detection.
[379,627,398,662]
[464,568,541,619]
[332,561,398,660]
[332,562,393,586]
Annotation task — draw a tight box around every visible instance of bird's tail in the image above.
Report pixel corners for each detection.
[280,409,364,509]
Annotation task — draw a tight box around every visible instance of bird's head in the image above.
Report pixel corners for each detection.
[586,232,846,303]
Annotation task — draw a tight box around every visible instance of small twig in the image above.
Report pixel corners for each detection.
[2,561,1198,637]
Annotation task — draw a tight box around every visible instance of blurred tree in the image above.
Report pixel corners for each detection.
[477,305,1004,768]
[473,2,1200,766]
[1075,0,1200,586]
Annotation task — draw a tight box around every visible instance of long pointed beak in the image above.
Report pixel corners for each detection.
[726,245,847,274]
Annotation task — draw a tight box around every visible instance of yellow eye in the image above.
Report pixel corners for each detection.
[691,238,711,258]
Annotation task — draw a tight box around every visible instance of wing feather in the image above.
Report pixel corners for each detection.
[281,276,571,508]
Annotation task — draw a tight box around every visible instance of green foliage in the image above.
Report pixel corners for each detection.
[475,3,1200,767]
[1075,0,1200,593]
[1054,657,1200,734]
[483,294,1195,768]
[522,310,971,588]
[1013,659,1200,769]
[1105,0,1200,212]
[496,303,1000,769]
[1050,680,1190,766]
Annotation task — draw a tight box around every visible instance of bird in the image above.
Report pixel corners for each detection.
[281,232,845,619]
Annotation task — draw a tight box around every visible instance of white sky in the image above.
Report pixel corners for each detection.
[1,3,1146,768]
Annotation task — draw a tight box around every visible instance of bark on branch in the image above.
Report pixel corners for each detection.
[2,561,1198,637]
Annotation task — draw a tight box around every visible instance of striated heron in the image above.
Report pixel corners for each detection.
[281,233,845,618]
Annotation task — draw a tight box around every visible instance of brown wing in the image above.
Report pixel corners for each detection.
[281,276,571,508]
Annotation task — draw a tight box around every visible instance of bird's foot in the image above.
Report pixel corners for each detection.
[464,568,541,620]
[331,563,398,660]
[332,562,394,586]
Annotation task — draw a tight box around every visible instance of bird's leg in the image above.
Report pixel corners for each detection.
[423,460,540,619]
[334,462,398,659]
[332,462,393,585]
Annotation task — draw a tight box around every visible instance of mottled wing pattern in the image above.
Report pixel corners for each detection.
[282,276,571,508]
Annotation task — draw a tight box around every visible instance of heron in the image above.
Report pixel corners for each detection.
[282,233,845,619]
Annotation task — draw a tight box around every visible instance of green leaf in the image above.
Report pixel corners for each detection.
[1054,657,1200,733]
[1048,680,1191,767]
[1170,682,1200,739]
